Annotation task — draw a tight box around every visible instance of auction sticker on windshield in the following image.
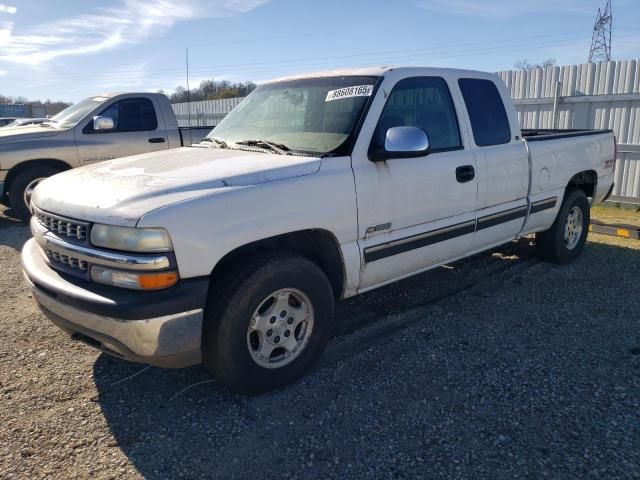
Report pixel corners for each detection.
[325,85,374,102]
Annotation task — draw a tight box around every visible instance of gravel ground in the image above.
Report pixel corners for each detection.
[1,205,639,479]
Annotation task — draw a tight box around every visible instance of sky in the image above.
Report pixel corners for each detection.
[0,0,638,102]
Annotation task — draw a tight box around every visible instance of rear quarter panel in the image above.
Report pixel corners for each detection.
[522,132,616,234]
[527,132,615,197]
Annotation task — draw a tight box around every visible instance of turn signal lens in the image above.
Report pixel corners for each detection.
[91,266,178,291]
[138,272,179,290]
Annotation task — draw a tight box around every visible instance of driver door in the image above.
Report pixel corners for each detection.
[75,96,168,165]
[352,75,478,290]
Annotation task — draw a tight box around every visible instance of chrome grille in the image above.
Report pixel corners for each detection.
[45,248,88,272]
[35,210,88,241]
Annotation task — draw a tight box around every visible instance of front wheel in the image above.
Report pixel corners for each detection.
[535,189,590,264]
[8,166,61,222]
[202,252,335,394]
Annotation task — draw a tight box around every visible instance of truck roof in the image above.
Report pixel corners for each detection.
[268,66,499,83]
[90,92,167,99]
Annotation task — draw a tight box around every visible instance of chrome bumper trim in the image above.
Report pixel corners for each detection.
[31,217,171,271]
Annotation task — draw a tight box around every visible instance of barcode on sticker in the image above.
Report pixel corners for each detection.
[325,85,374,102]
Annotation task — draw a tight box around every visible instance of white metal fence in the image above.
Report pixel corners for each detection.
[172,97,244,128]
[498,59,640,203]
[173,60,640,203]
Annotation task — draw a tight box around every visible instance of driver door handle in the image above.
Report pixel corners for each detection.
[456,165,475,183]
[148,137,166,144]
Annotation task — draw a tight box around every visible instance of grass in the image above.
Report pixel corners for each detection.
[591,204,640,228]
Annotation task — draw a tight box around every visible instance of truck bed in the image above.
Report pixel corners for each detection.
[522,127,615,207]
[522,128,612,141]
[179,126,215,146]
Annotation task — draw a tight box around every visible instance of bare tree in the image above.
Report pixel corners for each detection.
[515,58,556,71]
[167,79,257,103]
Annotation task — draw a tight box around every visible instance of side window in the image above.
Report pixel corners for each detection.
[458,79,511,147]
[374,77,462,152]
[84,97,158,133]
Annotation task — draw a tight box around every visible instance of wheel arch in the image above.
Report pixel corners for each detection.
[209,229,346,299]
[567,170,597,198]
[4,159,72,197]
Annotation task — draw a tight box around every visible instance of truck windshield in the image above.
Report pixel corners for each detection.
[49,96,110,128]
[209,76,379,155]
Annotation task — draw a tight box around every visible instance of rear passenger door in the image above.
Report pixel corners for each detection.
[353,76,478,290]
[457,78,530,250]
[75,97,169,165]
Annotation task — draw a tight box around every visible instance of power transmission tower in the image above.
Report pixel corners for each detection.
[588,0,612,63]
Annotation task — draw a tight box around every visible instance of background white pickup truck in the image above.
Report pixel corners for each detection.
[22,67,616,394]
[0,92,212,221]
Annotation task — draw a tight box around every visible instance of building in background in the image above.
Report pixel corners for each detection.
[0,104,29,118]
[0,104,48,118]
[31,106,47,118]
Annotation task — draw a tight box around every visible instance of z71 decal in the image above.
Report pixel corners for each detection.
[325,84,374,102]
[365,222,392,237]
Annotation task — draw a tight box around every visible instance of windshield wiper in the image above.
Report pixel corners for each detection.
[234,139,291,155]
[201,137,229,148]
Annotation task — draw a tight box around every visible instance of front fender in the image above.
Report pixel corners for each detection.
[0,129,77,172]
[137,156,360,290]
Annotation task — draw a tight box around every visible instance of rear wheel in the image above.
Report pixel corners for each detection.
[535,189,590,264]
[202,252,335,394]
[8,166,61,222]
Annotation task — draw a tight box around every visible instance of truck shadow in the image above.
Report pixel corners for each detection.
[0,208,30,251]
[89,237,586,478]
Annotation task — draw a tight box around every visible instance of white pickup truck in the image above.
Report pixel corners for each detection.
[0,92,212,221]
[22,67,616,394]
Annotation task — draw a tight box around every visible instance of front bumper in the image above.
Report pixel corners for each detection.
[22,238,207,368]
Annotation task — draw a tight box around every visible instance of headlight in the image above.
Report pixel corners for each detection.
[90,224,172,252]
[91,266,178,290]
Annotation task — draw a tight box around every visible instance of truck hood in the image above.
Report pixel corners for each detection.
[32,147,322,226]
[0,125,63,143]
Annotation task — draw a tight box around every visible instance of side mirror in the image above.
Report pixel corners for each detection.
[93,116,114,131]
[371,126,430,162]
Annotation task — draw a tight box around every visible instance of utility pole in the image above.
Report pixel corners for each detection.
[588,0,612,63]
[186,47,192,144]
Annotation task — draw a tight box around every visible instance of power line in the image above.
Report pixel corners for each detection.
[34,30,599,82]
[9,26,638,89]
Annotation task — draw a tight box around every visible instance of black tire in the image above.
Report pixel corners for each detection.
[8,166,61,222]
[202,252,335,395]
[535,189,590,264]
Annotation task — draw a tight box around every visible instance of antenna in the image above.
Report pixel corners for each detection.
[588,0,612,63]
[186,47,192,145]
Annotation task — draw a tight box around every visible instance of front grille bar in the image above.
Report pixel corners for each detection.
[37,233,171,271]
[33,206,89,242]
[46,249,89,272]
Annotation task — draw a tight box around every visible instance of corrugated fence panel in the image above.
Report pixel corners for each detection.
[172,97,245,127]
[499,59,640,202]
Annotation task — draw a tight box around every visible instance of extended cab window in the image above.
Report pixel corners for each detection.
[374,77,461,151]
[458,78,511,146]
[84,97,158,133]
